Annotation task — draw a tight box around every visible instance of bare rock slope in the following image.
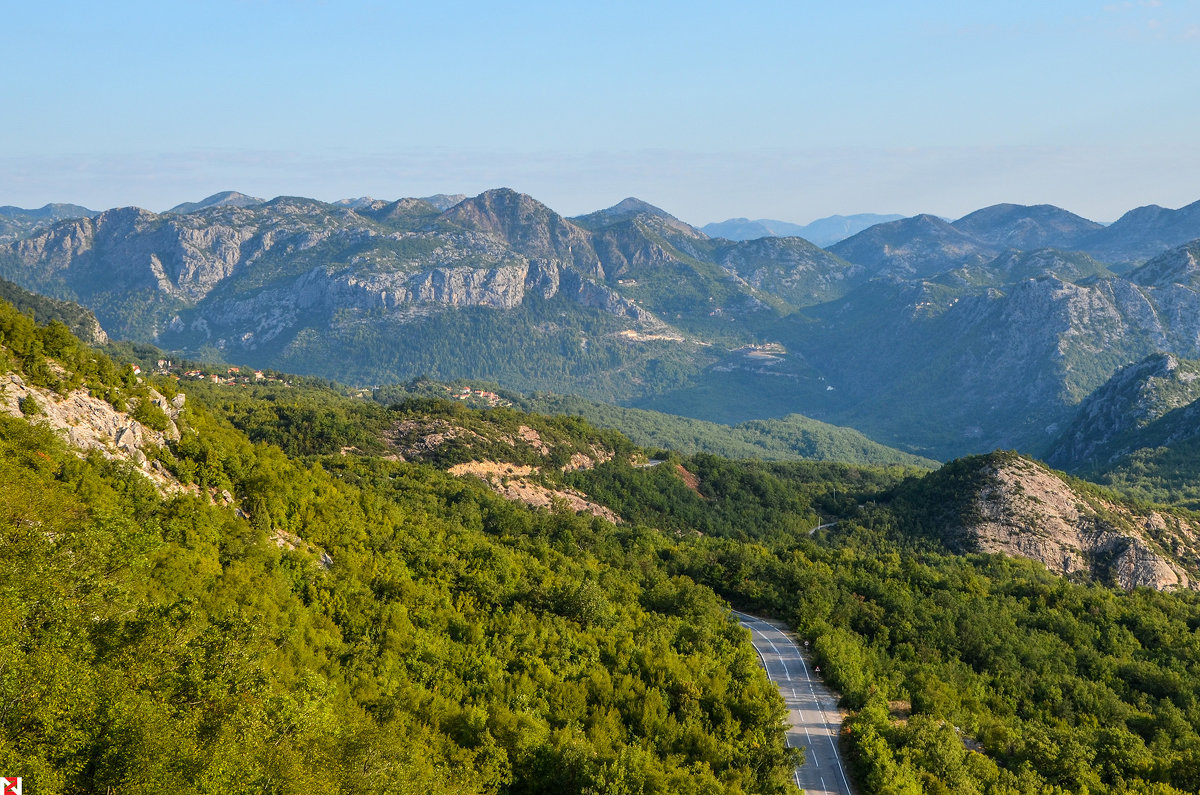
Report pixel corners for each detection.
[0,370,185,491]
[914,452,1199,590]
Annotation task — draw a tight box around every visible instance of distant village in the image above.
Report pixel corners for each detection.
[149,359,289,386]
[443,384,511,408]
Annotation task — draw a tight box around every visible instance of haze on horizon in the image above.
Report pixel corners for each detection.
[3,0,1198,226]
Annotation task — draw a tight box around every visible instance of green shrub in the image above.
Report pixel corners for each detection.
[18,394,40,417]
[132,398,171,432]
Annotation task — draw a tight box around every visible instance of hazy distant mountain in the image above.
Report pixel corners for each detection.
[332,196,384,210]
[701,218,791,241]
[828,214,999,278]
[1079,199,1200,265]
[0,202,97,221]
[0,203,98,244]
[572,197,689,230]
[797,214,906,246]
[951,203,1103,249]
[702,213,903,245]
[166,191,265,214]
[420,193,468,210]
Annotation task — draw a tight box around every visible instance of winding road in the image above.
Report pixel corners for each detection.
[733,610,855,795]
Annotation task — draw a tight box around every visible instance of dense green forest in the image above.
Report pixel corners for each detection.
[0,298,798,793]
[570,455,1200,794]
[523,393,937,469]
[7,293,1200,793]
[1092,439,1200,510]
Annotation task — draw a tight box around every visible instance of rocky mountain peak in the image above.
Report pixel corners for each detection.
[581,197,675,224]
[439,188,600,269]
[571,198,707,244]
[167,191,265,214]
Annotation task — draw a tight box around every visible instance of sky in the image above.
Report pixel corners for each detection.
[2,0,1198,225]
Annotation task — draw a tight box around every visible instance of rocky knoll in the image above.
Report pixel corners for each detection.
[910,452,1199,591]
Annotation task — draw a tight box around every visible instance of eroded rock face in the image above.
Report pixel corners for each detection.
[0,191,670,351]
[0,371,184,492]
[953,456,1197,591]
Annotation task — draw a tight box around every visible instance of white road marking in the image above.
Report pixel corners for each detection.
[733,609,855,794]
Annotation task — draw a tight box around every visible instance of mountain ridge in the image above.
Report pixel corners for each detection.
[3,187,1200,463]
[702,213,904,246]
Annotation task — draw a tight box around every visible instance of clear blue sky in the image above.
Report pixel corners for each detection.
[2,0,1198,224]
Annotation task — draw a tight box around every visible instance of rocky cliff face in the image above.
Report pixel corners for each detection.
[439,188,604,279]
[928,454,1199,591]
[0,370,184,491]
[0,189,679,352]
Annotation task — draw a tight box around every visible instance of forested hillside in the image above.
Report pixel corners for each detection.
[7,295,1200,793]
[0,298,798,794]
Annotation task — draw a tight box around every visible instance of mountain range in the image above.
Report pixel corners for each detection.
[2,189,1199,465]
[701,213,905,246]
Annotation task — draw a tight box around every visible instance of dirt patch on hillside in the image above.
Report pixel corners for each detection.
[675,464,704,497]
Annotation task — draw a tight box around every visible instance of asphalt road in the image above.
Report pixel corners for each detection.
[733,610,855,795]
